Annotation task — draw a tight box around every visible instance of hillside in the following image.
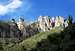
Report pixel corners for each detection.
[0,20,75,51]
[3,23,75,51]
[31,23,75,51]
[4,28,62,51]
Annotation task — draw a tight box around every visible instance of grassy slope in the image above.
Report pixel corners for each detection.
[5,28,62,51]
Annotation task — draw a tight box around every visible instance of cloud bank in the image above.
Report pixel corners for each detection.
[0,0,22,15]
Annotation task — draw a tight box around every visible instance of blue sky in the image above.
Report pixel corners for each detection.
[0,0,75,22]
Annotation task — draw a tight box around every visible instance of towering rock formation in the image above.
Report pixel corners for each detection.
[38,16,45,32]
[64,19,69,28]
[38,16,51,32]
[17,17,26,37]
[55,16,64,27]
[10,19,21,38]
[50,17,55,28]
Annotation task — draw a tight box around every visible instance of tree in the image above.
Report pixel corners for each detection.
[67,15,73,25]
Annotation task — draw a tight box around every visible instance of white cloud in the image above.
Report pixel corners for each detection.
[0,0,22,15]
[0,5,8,15]
[6,0,22,9]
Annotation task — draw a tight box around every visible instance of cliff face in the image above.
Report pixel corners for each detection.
[0,21,10,38]
[0,21,22,44]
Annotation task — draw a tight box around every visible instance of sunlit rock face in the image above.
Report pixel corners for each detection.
[38,16,45,32]
[37,16,69,32]
[55,16,64,27]
[44,16,50,29]
[17,17,26,35]
[38,16,51,32]
[64,19,69,28]
[50,17,55,28]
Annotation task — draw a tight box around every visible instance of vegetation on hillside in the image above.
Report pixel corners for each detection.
[4,21,75,51]
[0,15,75,51]
[31,23,75,51]
[5,28,61,51]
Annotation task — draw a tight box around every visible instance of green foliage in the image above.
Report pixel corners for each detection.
[0,42,4,51]
[31,23,75,51]
[67,15,73,24]
[4,28,61,51]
